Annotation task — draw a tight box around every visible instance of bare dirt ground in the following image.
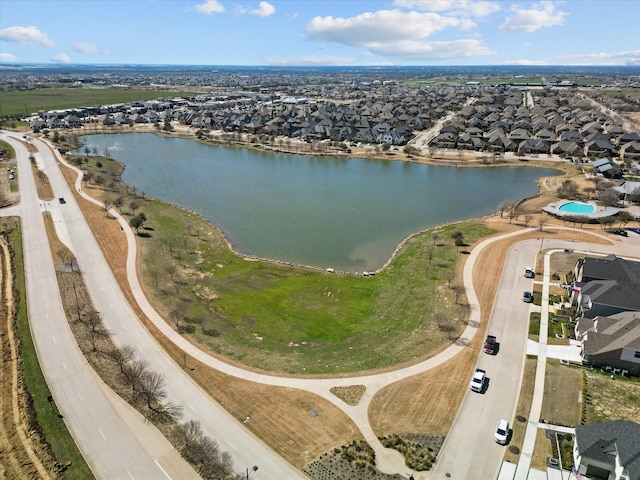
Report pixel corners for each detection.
[54,141,615,468]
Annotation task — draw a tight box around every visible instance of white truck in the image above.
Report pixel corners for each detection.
[470,368,486,393]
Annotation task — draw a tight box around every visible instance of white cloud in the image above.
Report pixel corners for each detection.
[250,1,275,17]
[499,1,566,33]
[194,0,224,15]
[0,53,18,62]
[306,9,492,62]
[394,0,500,17]
[74,42,102,54]
[508,50,640,66]
[368,38,494,60]
[51,53,71,63]
[263,55,355,66]
[554,50,640,65]
[0,26,55,47]
[307,10,463,45]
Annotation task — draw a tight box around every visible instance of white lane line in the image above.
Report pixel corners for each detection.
[62,361,67,370]
[127,471,135,480]
[154,460,172,479]
[52,335,56,343]
[98,428,106,440]
[188,403,196,412]
[77,392,83,402]
[226,440,236,450]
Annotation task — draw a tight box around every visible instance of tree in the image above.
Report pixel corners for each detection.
[451,231,464,252]
[130,201,139,215]
[129,213,146,234]
[599,187,619,207]
[123,359,150,393]
[94,174,105,188]
[113,196,124,212]
[617,211,634,228]
[556,179,579,199]
[36,169,47,185]
[523,213,534,227]
[110,344,136,373]
[431,232,439,245]
[96,160,103,170]
[538,217,549,232]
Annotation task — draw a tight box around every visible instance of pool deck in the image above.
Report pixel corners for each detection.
[542,200,619,220]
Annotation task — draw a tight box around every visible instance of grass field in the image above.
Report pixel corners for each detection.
[0,88,192,117]
[10,225,94,479]
[66,150,494,375]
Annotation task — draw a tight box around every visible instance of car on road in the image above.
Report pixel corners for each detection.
[524,266,534,278]
[470,368,486,393]
[483,335,497,354]
[522,290,533,303]
[629,227,640,234]
[494,419,510,445]
[59,197,66,204]
[611,229,628,237]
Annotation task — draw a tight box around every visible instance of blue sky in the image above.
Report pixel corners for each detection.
[1,0,639,66]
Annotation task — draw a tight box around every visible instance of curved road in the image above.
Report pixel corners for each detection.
[6,129,639,479]
[0,131,200,479]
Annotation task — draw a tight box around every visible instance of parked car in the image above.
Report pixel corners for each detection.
[629,227,640,234]
[611,229,628,237]
[494,419,510,445]
[483,335,497,354]
[59,197,66,204]
[524,266,534,278]
[523,290,533,303]
[470,368,486,393]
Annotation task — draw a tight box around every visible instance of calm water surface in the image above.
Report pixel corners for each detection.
[77,134,559,271]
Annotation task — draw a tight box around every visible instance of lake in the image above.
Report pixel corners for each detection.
[76,133,559,272]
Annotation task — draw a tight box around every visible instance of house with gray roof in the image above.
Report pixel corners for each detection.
[575,311,640,375]
[571,255,640,320]
[573,420,640,480]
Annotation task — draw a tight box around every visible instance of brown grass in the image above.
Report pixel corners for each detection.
[540,361,583,427]
[52,142,614,467]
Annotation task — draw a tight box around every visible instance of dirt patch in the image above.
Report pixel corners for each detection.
[330,386,366,406]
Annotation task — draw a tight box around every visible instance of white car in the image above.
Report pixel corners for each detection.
[470,368,486,393]
[524,266,534,278]
[494,419,509,445]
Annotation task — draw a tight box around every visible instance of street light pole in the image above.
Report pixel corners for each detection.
[246,465,258,479]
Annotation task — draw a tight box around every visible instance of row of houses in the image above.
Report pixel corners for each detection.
[30,84,639,152]
[570,254,640,376]
[429,88,640,159]
[30,85,480,145]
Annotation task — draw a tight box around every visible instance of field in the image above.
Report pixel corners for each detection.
[0,88,192,117]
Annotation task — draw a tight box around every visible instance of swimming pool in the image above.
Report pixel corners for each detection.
[558,201,596,214]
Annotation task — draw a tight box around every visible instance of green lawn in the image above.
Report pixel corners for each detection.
[91,168,493,374]
[11,226,94,479]
[0,88,193,117]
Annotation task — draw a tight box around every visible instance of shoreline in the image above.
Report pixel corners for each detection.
[61,125,569,274]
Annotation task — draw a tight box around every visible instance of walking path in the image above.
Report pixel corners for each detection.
[40,134,640,477]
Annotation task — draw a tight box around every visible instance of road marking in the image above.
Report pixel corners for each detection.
[62,361,67,370]
[98,428,106,440]
[226,440,236,450]
[52,335,56,343]
[127,471,135,480]
[187,403,196,412]
[77,392,83,402]
[154,460,172,479]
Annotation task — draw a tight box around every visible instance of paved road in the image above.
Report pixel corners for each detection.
[12,129,640,480]
[0,131,200,479]
[30,134,306,479]
[431,230,640,479]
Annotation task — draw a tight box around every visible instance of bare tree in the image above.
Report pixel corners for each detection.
[113,196,124,212]
[538,217,549,232]
[523,213,534,227]
[431,232,439,245]
[129,200,140,215]
[36,169,47,185]
[110,344,136,373]
[556,179,580,199]
[599,187,619,207]
[123,359,150,393]
[427,244,435,265]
